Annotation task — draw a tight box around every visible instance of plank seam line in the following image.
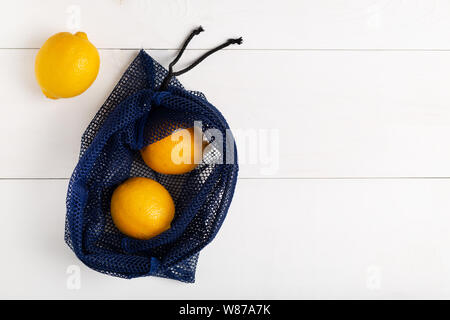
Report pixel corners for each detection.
[3,177,450,181]
[4,48,450,52]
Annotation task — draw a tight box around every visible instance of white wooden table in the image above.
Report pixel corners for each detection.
[2,0,450,299]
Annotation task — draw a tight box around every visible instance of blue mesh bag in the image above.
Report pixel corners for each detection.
[65,27,241,282]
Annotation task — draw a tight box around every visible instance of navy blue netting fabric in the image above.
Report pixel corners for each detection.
[65,49,238,282]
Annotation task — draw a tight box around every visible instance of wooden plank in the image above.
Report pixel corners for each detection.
[2,0,450,50]
[2,49,450,178]
[1,178,450,299]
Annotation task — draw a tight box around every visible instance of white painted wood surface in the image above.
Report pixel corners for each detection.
[1,0,450,299]
[3,0,450,50]
[2,179,450,299]
[4,49,450,178]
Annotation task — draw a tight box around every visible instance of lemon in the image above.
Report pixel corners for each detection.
[140,127,205,175]
[35,32,100,99]
[110,177,175,240]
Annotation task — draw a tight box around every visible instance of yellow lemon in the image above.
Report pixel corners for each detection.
[110,177,175,240]
[140,127,205,175]
[35,32,100,99]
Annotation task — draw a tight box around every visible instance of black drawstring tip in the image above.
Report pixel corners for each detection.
[229,37,243,45]
[194,26,204,35]
[159,29,243,91]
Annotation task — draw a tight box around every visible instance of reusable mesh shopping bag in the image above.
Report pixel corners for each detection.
[65,27,241,282]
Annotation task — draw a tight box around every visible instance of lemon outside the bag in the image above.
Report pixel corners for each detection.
[35,31,100,99]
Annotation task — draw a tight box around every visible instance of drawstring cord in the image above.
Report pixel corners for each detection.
[159,26,243,91]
